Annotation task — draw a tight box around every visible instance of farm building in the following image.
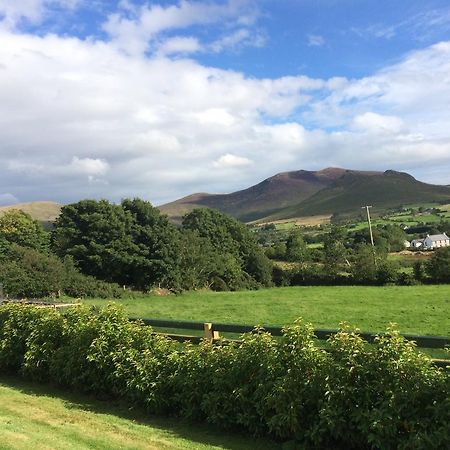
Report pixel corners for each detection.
[422,233,450,250]
[410,239,424,249]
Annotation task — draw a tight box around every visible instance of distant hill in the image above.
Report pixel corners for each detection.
[159,168,347,222]
[159,168,450,223]
[0,201,62,226]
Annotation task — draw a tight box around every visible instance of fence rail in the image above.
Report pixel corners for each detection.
[130,316,450,349]
[130,317,450,369]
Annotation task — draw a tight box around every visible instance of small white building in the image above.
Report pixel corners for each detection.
[410,239,424,249]
[423,233,450,250]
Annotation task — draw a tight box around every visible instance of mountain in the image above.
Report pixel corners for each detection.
[159,168,347,223]
[158,168,450,223]
[0,201,62,227]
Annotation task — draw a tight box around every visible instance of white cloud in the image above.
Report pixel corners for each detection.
[103,0,260,55]
[156,36,201,56]
[69,157,109,176]
[0,0,80,29]
[210,28,266,53]
[213,153,252,168]
[307,34,325,47]
[351,112,405,135]
[0,26,449,205]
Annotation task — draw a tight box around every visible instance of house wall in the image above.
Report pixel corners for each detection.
[423,238,450,249]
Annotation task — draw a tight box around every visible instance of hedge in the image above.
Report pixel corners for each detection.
[0,304,448,449]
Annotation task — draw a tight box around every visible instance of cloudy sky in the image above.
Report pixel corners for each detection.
[1,0,450,206]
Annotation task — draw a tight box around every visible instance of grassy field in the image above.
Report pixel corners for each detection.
[84,285,450,337]
[0,376,279,450]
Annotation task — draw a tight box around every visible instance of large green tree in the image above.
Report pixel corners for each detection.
[121,198,181,289]
[52,199,181,290]
[182,209,272,289]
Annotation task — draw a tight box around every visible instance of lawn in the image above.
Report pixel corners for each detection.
[0,376,279,450]
[84,285,450,337]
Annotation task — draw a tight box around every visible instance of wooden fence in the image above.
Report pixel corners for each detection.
[130,317,450,368]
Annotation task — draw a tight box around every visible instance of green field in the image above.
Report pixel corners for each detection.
[84,285,450,337]
[0,376,278,450]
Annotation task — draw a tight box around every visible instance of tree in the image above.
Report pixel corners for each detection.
[426,247,450,282]
[323,226,348,276]
[52,199,181,290]
[121,198,181,290]
[285,230,309,263]
[377,225,408,252]
[182,209,272,289]
[52,199,133,284]
[0,210,49,253]
[351,244,377,283]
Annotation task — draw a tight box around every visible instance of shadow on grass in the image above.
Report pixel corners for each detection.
[0,374,281,450]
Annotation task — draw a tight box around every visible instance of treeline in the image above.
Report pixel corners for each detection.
[1,200,449,298]
[0,199,271,298]
[260,225,450,286]
[0,304,448,449]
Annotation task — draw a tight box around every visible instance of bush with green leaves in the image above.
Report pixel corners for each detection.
[0,245,65,298]
[0,245,124,299]
[0,304,448,449]
[0,209,50,253]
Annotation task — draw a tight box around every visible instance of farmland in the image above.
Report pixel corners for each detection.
[84,284,450,337]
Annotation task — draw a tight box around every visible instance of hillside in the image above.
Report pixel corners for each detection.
[159,168,450,223]
[159,168,346,222]
[276,170,450,220]
[0,201,62,225]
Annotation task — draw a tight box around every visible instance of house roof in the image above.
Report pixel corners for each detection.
[426,233,449,242]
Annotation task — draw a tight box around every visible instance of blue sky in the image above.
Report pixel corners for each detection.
[0,0,450,206]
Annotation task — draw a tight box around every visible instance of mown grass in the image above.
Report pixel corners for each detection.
[0,376,279,450]
[84,285,450,337]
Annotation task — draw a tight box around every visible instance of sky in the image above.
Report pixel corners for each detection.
[1,0,450,206]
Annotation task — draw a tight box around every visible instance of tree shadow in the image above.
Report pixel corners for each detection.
[0,374,281,450]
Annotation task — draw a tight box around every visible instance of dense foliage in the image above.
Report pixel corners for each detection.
[426,246,450,282]
[1,199,448,296]
[0,245,123,298]
[0,304,448,449]
[0,210,50,253]
[182,208,272,289]
[51,201,272,292]
[52,199,181,290]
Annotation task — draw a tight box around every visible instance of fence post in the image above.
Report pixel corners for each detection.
[204,322,220,343]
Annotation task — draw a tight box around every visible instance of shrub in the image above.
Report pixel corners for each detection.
[0,246,124,299]
[0,304,448,449]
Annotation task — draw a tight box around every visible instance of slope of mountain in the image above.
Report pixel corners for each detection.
[0,201,62,225]
[276,170,450,220]
[159,168,450,223]
[159,168,347,222]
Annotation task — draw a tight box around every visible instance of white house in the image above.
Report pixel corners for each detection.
[422,233,450,250]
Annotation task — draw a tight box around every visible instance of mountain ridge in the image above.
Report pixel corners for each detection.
[158,168,450,223]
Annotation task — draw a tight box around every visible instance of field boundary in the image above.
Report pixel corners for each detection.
[130,316,450,368]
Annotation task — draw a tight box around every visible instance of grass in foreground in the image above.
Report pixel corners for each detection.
[0,376,279,450]
[84,285,450,337]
